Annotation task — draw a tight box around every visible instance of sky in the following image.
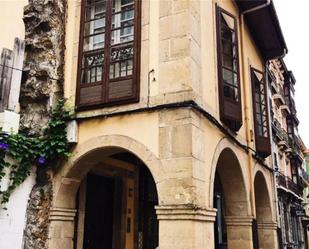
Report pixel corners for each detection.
[273,0,309,147]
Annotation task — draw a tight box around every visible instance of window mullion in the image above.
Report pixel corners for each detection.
[102,0,113,103]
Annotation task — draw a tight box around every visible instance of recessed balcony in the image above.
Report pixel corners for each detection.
[273,93,285,105]
[299,167,309,187]
[280,104,291,115]
[285,147,292,156]
[277,172,303,197]
[273,85,285,105]
[278,139,288,150]
[271,81,279,93]
[286,177,303,196]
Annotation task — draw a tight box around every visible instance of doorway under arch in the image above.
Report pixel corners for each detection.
[72,149,159,249]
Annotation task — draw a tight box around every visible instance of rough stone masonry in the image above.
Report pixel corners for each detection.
[21,1,66,248]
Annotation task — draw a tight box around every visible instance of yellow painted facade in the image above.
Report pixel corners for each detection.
[0,0,292,249]
[0,0,27,51]
[53,1,279,249]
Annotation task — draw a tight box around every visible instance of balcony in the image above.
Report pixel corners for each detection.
[272,119,290,151]
[286,177,303,196]
[280,104,291,115]
[277,172,303,197]
[273,85,285,105]
[278,130,289,151]
[290,139,303,164]
[277,172,287,188]
[299,167,309,187]
[272,118,283,140]
[271,81,279,93]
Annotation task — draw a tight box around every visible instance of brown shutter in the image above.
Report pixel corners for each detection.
[216,5,242,132]
[251,68,271,158]
[0,48,14,112]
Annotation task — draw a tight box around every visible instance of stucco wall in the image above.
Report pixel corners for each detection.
[0,1,36,249]
[0,1,27,51]
[0,168,36,249]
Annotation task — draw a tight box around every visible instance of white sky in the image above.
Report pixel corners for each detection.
[274,0,309,147]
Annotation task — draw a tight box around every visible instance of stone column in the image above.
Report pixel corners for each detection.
[225,216,254,249]
[48,207,76,249]
[156,205,216,249]
[257,222,278,249]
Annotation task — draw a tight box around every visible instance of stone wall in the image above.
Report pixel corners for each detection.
[21,1,66,249]
[20,0,66,133]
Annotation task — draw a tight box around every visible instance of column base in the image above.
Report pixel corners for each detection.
[48,207,77,249]
[156,205,217,249]
[257,221,278,249]
[225,216,254,249]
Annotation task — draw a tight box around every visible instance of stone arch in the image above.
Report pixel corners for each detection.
[209,137,250,214]
[53,134,165,209]
[253,170,277,249]
[210,138,253,249]
[253,170,273,222]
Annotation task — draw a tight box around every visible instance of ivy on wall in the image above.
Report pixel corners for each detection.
[0,100,72,205]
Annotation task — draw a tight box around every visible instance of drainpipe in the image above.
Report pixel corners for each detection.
[238,0,273,226]
[240,0,283,240]
[239,11,256,220]
[241,0,271,15]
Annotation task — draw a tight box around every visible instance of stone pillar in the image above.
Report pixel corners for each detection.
[257,222,278,249]
[225,216,254,249]
[156,205,216,249]
[48,207,76,249]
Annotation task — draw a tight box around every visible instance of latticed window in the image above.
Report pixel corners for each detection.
[77,0,141,108]
[251,68,271,158]
[216,6,242,131]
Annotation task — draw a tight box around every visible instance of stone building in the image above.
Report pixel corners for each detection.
[0,1,308,249]
[268,59,309,249]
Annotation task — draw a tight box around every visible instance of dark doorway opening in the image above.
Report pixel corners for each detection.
[214,173,227,249]
[83,174,115,249]
[75,152,158,249]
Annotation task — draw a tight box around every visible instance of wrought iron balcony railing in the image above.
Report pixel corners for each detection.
[277,172,303,197]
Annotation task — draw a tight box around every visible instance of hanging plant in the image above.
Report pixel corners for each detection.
[0,99,72,205]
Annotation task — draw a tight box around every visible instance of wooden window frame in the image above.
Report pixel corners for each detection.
[216,5,242,132]
[76,0,142,110]
[250,67,271,158]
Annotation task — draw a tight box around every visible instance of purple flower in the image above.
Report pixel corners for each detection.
[0,142,9,151]
[38,156,46,165]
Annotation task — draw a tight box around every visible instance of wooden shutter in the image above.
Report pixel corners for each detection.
[76,0,141,109]
[216,5,242,132]
[0,48,14,112]
[251,68,271,158]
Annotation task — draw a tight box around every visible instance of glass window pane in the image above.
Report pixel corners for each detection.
[223,68,238,86]
[223,84,238,101]
[109,45,134,79]
[84,19,106,36]
[84,1,106,52]
[222,53,237,71]
[82,52,104,84]
[221,12,235,30]
[84,33,105,51]
[111,5,135,46]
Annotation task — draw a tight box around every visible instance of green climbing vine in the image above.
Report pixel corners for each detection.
[0,99,72,205]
